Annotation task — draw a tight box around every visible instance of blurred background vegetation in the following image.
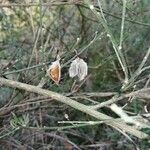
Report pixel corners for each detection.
[0,0,150,149]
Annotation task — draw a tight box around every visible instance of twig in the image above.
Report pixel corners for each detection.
[80,4,150,27]
[119,0,126,50]
[122,46,150,90]
[88,0,129,83]
[1,2,150,27]
[2,32,103,76]
[89,87,150,110]
[62,31,104,67]
[2,62,50,76]
[0,2,81,7]
[26,113,150,130]
[80,92,116,97]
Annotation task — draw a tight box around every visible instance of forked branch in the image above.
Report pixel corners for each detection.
[0,77,149,139]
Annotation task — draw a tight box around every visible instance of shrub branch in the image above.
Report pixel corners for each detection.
[0,77,149,139]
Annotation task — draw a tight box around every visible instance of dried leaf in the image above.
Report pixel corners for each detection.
[69,57,88,81]
[47,60,61,84]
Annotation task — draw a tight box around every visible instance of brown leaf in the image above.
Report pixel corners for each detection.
[47,60,61,85]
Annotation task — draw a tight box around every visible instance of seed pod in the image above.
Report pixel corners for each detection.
[69,58,79,78]
[69,57,88,81]
[77,58,88,81]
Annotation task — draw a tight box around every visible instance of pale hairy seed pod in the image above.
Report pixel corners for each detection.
[69,57,88,81]
[69,58,79,78]
[77,58,88,81]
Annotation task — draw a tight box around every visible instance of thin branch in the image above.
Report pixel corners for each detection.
[80,92,116,97]
[83,4,150,27]
[122,46,150,90]
[0,2,81,7]
[1,2,150,27]
[89,87,150,110]
[2,61,50,76]
[2,32,103,76]
[88,0,129,83]
[0,77,149,139]
[119,0,126,50]
[26,113,150,131]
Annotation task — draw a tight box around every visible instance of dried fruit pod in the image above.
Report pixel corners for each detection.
[77,58,88,81]
[69,57,88,81]
[47,60,61,85]
[69,58,79,78]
